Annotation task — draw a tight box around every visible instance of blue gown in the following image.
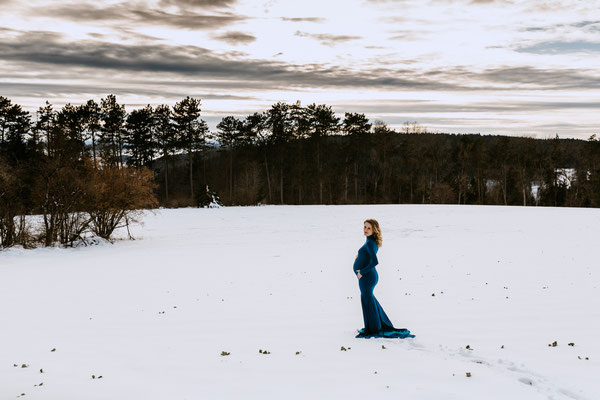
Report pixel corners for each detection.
[353,235,415,339]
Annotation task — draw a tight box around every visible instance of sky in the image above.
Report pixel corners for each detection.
[1,0,599,138]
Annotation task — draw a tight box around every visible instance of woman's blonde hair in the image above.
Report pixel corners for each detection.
[364,219,382,247]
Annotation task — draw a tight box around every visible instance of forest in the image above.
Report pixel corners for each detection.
[1,95,599,248]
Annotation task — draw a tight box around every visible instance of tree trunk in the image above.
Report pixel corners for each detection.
[503,167,507,206]
[318,142,322,204]
[344,173,348,203]
[189,149,194,199]
[264,154,272,203]
[398,181,402,203]
[354,161,358,202]
[91,131,97,168]
[477,169,482,204]
[118,139,124,168]
[229,150,233,200]
[382,147,387,197]
[164,151,169,203]
[46,130,50,157]
[374,179,378,200]
[279,165,283,204]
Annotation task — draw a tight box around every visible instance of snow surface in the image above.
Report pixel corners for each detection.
[1,204,599,400]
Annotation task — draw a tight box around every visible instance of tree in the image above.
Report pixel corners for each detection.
[0,97,11,146]
[126,105,156,167]
[0,97,31,162]
[454,135,474,204]
[306,103,340,203]
[215,116,244,201]
[154,104,176,203]
[401,121,427,134]
[0,158,29,248]
[243,112,271,201]
[56,103,86,158]
[172,97,208,200]
[343,112,371,202]
[289,102,310,203]
[100,95,126,167]
[35,101,55,157]
[372,121,397,201]
[81,99,101,167]
[266,102,295,204]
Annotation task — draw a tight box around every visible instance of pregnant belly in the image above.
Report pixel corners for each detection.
[353,254,367,271]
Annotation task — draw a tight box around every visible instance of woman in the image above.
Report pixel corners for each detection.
[354,219,414,339]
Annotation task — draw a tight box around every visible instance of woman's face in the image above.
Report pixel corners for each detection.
[363,222,373,236]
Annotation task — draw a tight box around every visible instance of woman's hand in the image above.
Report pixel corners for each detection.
[355,254,358,260]
[357,271,362,279]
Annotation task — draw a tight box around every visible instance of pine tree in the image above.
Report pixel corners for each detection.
[172,97,207,200]
[81,100,101,168]
[266,102,294,204]
[126,105,156,167]
[343,113,371,202]
[35,101,55,157]
[306,103,339,203]
[0,98,31,162]
[56,104,86,158]
[154,104,176,203]
[100,95,126,167]
[216,116,244,200]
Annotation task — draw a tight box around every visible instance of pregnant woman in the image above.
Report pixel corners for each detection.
[354,219,415,339]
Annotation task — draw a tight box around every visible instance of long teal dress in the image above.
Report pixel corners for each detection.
[353,235,415,339]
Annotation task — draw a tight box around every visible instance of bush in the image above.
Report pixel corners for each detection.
[87,166,158,240]
[30,158,94,246]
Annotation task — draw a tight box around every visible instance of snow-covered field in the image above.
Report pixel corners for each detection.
[1,205,599,400]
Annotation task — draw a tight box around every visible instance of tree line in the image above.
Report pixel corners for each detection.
[0,95,157,249]
[1,94,599,248]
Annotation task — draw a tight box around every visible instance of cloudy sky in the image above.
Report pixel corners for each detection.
[1,0,599,138]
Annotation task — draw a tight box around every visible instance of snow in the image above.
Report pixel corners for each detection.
[1,204,599,400]
[555,168,578,189]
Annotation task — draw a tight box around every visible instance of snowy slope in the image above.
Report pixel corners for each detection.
[1,205,599,400]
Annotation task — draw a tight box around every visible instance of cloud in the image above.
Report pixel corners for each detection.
[294,31,362,46]
[335,99,600,114]
[476,66,600,89]
[0,31,464,91]
[469,0,507,4]
[211,31,256,45]
[159,0,237,8]
[515,41,600,54]
[280,17,326,23]
[0,82,259,101]
[364,0,410,3]
[41,3,246,30]
[3,31,600,97]
[522,20,600,33]
[571,20,600,28]
[523,27,554,32]
[387,31,423,41]
[368,0,509,4]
